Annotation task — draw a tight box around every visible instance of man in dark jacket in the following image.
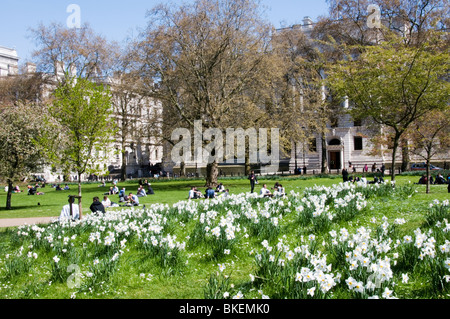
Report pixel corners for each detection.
[248,171,257,193]
[342,168,349,182]
[90,197,106,214]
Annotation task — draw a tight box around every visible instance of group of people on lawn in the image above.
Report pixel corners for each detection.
[59,181,154,220]
[187,173,286,200]
[188,183,229,200]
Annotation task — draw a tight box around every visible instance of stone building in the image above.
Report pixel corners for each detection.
[0,46,19,76]
[0,47,163,182]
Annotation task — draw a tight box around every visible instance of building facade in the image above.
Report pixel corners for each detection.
[0,47,163,182]
[0,46,19,77]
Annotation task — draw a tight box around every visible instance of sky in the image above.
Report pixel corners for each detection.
[0,0,330,64]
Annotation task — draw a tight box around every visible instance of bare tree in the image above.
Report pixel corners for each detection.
[29,22,118,81]
[408,108,450,193]
[133,0,276,186]
[272,27,345,174]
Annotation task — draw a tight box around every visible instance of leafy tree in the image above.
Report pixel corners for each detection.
[327,35,449,181]
[0,104,46,210]
[318,0,449,170]
[40,77,117,217]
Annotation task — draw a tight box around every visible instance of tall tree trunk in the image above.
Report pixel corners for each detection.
[179,161,186,177]
[426,158,431,194]
[245,150,251,176]
[6,179,13,210]
[390,133,401,182]
[121,146,127,181]
[401,139,410,173]
[321,133,328,174]
[78,173,83,219]
[206,161,219,188]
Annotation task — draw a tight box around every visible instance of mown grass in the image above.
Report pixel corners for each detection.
[0,174,448,300]
[1,174,447,220]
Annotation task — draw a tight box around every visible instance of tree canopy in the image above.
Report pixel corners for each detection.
[40,77,117,216]
[327,34,449,180]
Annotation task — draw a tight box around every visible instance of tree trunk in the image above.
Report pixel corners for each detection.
[390,133,401,182]
[206,161,219,188]
[401,139,410,173]
[179,161,186,177]
[121,149,127,181]
[426,158,431,194]
[245,150,251,176]
[78,173,83,219]
[6,179,13,210]
[321,133,328,174]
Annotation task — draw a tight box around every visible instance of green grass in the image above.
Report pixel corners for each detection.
[2,174,447,220]
[0,175,449,300]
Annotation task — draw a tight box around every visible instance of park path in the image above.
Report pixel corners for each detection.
[0,217,58,229]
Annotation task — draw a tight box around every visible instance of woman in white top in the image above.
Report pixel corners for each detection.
[102,196,112,208]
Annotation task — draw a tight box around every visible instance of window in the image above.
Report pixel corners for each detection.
[353,118,362,126]
[308,138,317,152]
[354,136,363,151]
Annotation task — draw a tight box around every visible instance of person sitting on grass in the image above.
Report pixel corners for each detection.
[216,183,225,193]
[260,184,273,197]
[28,185,36,195]
[118,188,126,202]
[188,187,202,199]
[90,196,106,214]
[13,185,22,193]
[55,184,63,191]
[205,186,215,199]
[127,192,140,207]
[59,196,80,221]
[137,186,147,197]
[273,184,285,197]
[64,184,70,190]
[102,195,112,208]
[147,183,155,195]
[218,189,230,198]
[435,174,446,185]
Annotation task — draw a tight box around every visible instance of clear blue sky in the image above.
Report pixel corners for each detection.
[1,0,330,64]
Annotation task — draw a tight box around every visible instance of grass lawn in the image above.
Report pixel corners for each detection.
[0,173,448,300]
[0,174,447,220]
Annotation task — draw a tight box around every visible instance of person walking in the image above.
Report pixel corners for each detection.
[248,170,258,193]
